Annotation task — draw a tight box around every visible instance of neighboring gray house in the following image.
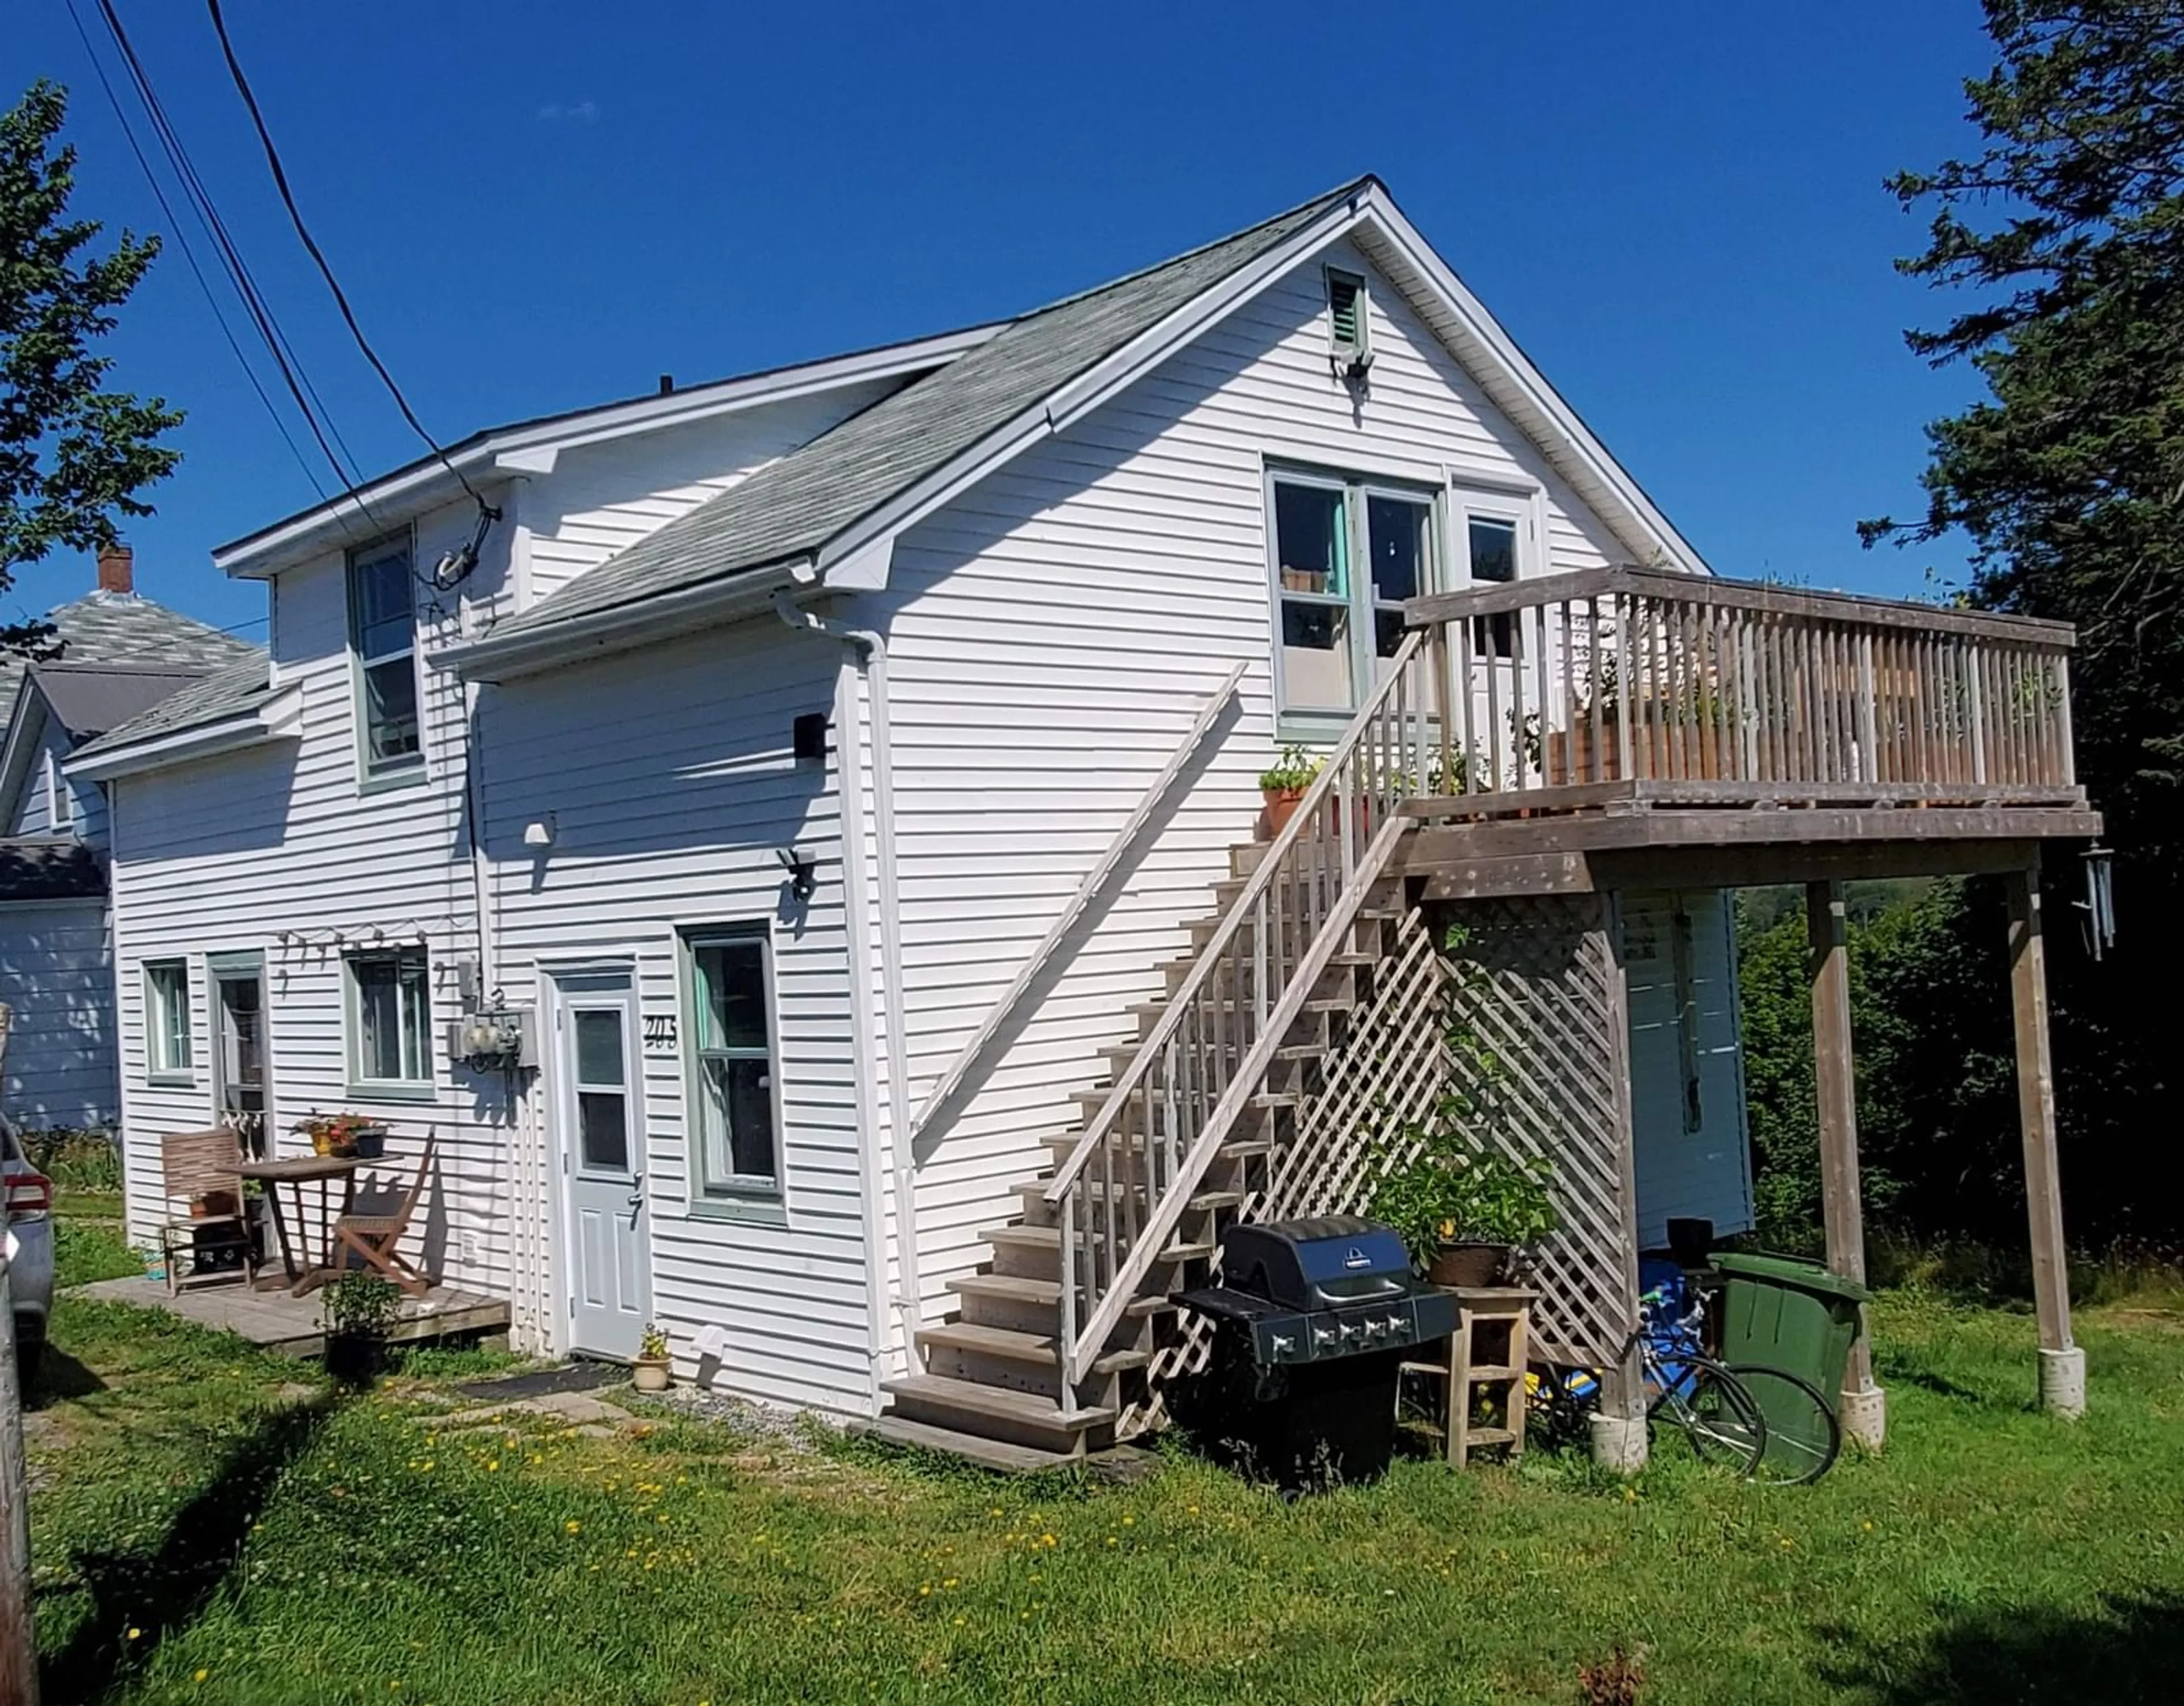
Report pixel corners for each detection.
[0,546,258,1129]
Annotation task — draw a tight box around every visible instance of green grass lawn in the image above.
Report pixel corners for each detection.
[20,1211,2184,1705]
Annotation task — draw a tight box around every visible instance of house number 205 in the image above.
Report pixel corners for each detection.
[642,1015,679,1051]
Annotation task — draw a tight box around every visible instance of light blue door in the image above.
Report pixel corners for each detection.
[553,971,651,1359]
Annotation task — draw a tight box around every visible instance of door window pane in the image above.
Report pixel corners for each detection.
[1274,483,1347,597]
[573,1009,626,1087]
[685,929,779,1194]
[578,1090,630,1172]
[1467,515,1520,659]
[1368,496,1433,683]
[217,974,266,1114]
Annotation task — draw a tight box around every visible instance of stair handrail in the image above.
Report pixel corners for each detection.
[1045,632,1429,1385]
[907,662,1247,1145]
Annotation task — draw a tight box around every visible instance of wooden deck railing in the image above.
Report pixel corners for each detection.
[1402,567,2080,814]
[1044,632,1430,1390]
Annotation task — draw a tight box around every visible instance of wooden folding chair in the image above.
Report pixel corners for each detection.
[330,1132,437,1297]
[158,1128,258,1295]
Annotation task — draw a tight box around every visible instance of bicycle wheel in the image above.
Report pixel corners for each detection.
[1729,1364,1843,1486]
[1650,1356,1766,1476]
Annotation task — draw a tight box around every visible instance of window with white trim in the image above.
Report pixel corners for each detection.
[146,959,191,1079]
[1269,470,1438,721]
[682,926,780,1196]
[347,949,432,1087]
[1452,491,1531,659]
[348,534,421,778]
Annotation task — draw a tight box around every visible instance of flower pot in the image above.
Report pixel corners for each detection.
[1426,1241,1511,1289]
[349,1127,387,1161]
[1262,786,1308,839]
[632,1356,672,1393]
[324,1330,387,1388]
[311,1128,335,1157]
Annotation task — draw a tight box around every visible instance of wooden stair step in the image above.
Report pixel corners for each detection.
[949,1272,1060,1307]
[1463,1426,1519,1447]
[852,1414,1082,1473]
[1128,998,1350,1021]
[1068,1086,1301,1113]
[1040,1132,1273,1161]
[916,1319,1152,1378]
[882,1372,1114,1432]
[979,1224,1213,1265]
[1011,1179,1246,1215]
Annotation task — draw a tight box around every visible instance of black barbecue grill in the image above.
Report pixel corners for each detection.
[1174,1215,1458,1488]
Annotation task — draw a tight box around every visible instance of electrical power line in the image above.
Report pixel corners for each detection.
[204,0,485,511]
[59,0,327,499]
[85,0,378,519]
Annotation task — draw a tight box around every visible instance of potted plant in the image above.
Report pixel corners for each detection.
[632,1323,673,1392]
[1258,744,1321,838]
[321,1272,402,1386]
[296,1112,388,1160]
[1368,1131,1559,1289]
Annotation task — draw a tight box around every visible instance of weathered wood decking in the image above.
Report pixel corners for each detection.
[76,1275,508,1358]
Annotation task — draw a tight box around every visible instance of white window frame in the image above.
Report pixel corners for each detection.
[1266,463,1443,738]
[346,531,424,788]
[344,947,435,1098]
[1446,478,1546,662]
[678,923,785,1207]
[145,959,192,1083]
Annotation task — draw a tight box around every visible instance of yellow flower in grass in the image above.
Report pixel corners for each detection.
[194,1671,208,1684]
[565,1520,582,1535]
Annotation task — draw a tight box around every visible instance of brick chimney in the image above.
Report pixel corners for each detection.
[97,541,134,595]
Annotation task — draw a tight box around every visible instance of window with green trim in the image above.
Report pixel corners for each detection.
[682,927,779,1196]
[348,534,421,778]
[146,960,191,1079]
[348,949,432,1086]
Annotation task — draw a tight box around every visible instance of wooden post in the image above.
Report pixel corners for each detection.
[1807,882,1883,1448]
[1592,892,1648,1473]
[1,1252,36,1706]
[2005,865,2083,1417]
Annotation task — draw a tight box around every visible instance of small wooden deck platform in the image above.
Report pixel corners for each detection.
[76,1275,510,1358]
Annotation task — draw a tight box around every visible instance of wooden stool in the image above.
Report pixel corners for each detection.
[1401,1286,1537,1467]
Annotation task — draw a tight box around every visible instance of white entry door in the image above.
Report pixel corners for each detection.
[551,971,652,1359]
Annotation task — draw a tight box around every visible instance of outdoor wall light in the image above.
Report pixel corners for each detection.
[523,815,556,850]
[776,844,817,901]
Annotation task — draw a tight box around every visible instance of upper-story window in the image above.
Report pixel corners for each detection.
[348,534,421,780]
[1268,469,1437,724]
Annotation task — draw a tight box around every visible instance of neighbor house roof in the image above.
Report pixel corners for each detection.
[69,656,277,761]
[28,662,218,742]
[0,837,105,902]
[0,589,256,708]
[464,179,1370,652]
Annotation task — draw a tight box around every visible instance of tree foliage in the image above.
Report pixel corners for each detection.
[1845,2,2184,1250]
[0,80,181,656]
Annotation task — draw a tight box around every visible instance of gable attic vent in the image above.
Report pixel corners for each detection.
[1325,266,1371,379]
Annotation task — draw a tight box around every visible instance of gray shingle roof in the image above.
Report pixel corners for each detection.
[0,589,257,710]
[31,662,218,740]
[477,179,1367,645]
[69,656,275,759]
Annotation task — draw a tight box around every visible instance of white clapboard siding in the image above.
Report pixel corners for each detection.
[111,494,518,1297]
[0,898,117,1128]
[483,621,872,1415]
[874,238,1635,1309]
[523,382,907,604]
[1623,891,1755,1249]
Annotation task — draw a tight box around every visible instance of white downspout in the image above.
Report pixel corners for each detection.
[773,591,920,1365]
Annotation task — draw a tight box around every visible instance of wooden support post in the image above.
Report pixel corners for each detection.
[1807,881,1883,1448]
[1,1254,36,1706]
[1592,892,1649,1473]
[2006,865,2083,1417]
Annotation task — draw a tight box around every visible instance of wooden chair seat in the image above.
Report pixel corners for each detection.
[330,1133,436,1297]
[156,1129,258,1295]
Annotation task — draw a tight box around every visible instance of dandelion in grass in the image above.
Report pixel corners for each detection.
[565,1520,582,1535]
[195,1671,208,1683]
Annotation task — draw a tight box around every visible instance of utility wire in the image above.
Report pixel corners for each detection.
[89,0,377,517]
[59,0,327,500]
[204,0,486,510]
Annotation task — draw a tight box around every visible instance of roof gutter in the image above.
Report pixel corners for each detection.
[65,685,303,783]
[431,560,818,684]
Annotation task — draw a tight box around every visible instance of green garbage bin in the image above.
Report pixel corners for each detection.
[1711,1253,1872,1463]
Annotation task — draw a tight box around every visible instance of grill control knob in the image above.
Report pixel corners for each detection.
[1270,1334,1296,1359]
[1364,1317,1388,1338]
[1312,1326,1336,1348]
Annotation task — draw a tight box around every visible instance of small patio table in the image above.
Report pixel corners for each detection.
[238,1155,360,1297]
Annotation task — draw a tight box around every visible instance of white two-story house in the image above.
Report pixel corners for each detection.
[80,177,1834,1460]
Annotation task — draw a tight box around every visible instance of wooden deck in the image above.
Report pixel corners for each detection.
[76,1275,509,1358]
[1393,568,2100,897]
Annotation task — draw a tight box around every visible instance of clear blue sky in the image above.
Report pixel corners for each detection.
[12,0,1999,639]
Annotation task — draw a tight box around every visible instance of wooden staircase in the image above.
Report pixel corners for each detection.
[874,846,1413,1466]
[871,631,1437,1469]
